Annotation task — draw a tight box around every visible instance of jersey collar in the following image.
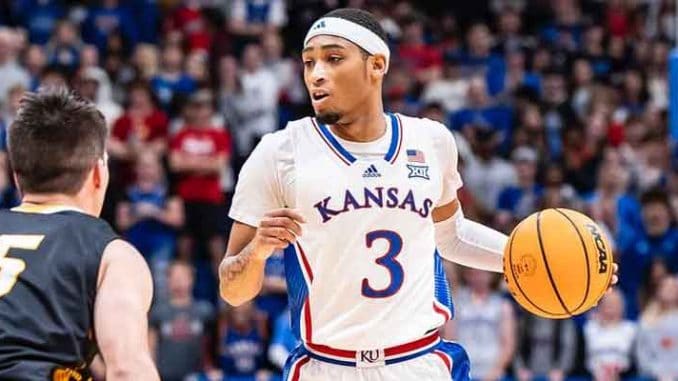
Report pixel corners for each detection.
[312,112,403,166]
[11,203,86,215]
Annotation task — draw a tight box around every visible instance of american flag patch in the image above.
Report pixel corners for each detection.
[406,149,425,163]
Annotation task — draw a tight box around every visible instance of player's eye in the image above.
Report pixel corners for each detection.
[303,59,314,69]
[329,56,343,63]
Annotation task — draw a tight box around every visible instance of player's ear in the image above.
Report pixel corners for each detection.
[92,164,101,188]
[370,54,387,80]
[92,153,109,189]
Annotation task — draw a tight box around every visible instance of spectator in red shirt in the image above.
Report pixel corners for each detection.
[606,0,630,38]
[109,81,169,186]
[169,89,231,269]
[397,15,443,84]
[164,0,212,52]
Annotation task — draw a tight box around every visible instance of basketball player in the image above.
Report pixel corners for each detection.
[0,89,159,380]
[219,8,615,381]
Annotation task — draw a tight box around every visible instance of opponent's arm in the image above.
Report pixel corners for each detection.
[94,240,159,380]
[432,199,508,273]
[219,209,305,306]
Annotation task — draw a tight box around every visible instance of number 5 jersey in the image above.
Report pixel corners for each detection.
[0,205,118,380]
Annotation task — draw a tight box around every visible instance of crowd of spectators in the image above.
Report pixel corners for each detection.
[1,0,678,380]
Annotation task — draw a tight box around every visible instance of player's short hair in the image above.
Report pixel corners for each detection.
[322,8,388,45]
[8,87,107,195]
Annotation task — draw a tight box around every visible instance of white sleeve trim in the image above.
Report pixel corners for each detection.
[227,211,260,229]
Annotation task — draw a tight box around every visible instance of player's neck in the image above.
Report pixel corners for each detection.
[21,193,93,216]
[329,100,386,143]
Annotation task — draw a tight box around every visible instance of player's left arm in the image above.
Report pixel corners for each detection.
[95,240,160,381]
[432,199,507,272]
[431,124,619,284]
[430,123,508,273]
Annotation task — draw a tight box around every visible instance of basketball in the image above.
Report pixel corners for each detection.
[503,208,614,319]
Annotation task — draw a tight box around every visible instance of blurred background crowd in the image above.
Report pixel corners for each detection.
[0,0,678,380]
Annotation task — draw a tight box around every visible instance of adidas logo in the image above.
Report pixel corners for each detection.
[312,20,326,30]
[363,164,381,178]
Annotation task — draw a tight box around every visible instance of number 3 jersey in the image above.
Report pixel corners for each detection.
[229,113,463,350]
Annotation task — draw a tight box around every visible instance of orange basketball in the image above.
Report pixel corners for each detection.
[503,208,614,319]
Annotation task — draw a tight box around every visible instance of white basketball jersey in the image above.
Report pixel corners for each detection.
[229,112,463,351]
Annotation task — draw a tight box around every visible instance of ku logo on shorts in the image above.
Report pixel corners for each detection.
[356,349,385,368]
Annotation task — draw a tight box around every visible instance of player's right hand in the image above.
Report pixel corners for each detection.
[252,209,306,259]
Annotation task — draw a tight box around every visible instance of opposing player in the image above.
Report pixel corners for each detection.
[0,89,159,380]
[220,8,512,380]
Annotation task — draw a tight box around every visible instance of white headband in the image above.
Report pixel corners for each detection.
[304,17,390,72]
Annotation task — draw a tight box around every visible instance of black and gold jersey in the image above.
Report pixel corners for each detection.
[0,205,118,380]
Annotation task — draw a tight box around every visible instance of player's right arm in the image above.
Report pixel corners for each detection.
[219,209,304,306]
[217,131,296,306]
[94,240,159,381]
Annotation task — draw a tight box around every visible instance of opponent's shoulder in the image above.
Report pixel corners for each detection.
[61,212,119,246]
[99,239,150,285]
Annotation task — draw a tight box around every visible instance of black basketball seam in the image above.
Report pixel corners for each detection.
[508,220,569,318]
[536,211,573,316]
[555,208,591,313]
[600,230,615,305]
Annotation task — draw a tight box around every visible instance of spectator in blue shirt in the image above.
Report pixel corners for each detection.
[116,151,184,301]
[585,149,634,238]
[618,188,678,319]
[493,9,533,55]
[82,0,138,55]
[618,68,649,118]
[495,49,541,99]
[540,68,575,161]
[218,302,267,381]
[150,45,196,114]
[450,77,513,152]
[45,20,82,73]
[455,22,506,96]
[128,0,159,44]
[539,1,584,53]
[496,146,543,232]
[228,0,288,49]
[580,26,612,80]
[13,0,65,45]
